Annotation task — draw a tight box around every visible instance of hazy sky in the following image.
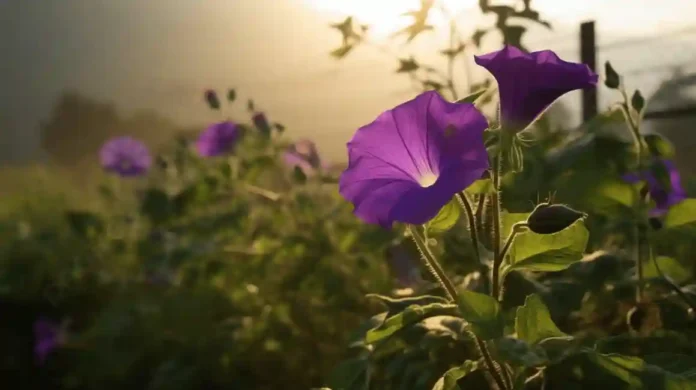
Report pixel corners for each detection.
[2,0,696,164]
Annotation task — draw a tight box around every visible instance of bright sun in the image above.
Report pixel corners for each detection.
[305,0,478,38]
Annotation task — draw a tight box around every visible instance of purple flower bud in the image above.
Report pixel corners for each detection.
[204,89,220,110]
[252,112,271,136]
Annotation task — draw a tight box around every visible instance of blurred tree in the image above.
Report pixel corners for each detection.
[39,91,183,176]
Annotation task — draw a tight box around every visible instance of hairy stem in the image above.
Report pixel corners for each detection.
[457,192,489,294]
[500,222,528,260]
[408,224,507,390]
[473,339,509,390]
[408,225,458,300]
[476,194,487,242]
[490,154,503,300]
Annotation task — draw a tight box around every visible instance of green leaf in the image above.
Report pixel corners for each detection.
[140,189,172,224]
[426,198,461,233]
[642,256,690,284]
[588,352,645,388]
[515,294,569,345]
[455,289,503,340]
[644,134,675,159]
[587,352,696,389]
[431,360,480,390]
[504,219,589,274]
[501,212,530,238]
[496,337,549,368]
[593,179,637,209]
[645,353,696,380]
[632,90,646,113]
[227,88,236,102]
[465,178,494,195]
[366,294,449,320]
[397,57,419,73]
[456,89,487,105]
[330,44,354,59]
[604,61,620,89]
[664,199,696,229]
[365,303,458,344]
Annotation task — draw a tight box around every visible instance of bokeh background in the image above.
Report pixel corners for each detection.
[3,0,696,175]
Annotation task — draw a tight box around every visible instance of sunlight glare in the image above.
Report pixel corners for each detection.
[305,0,476,38]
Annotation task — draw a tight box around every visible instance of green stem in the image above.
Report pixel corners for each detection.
[476,194,487,242]
[620,87,647,303]
[490,154,503,300]
[474,340,509,390]
[499,223,526,263]
[408,225,458,300]
[408,225,508,390]
[644,225,696,311]
[457,192,490,294]
[244,184,281,202]
[635,224,645,302]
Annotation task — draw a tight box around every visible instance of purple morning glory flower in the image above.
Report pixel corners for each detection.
[283,139,324,176]
[100,136,152,177]
[623,159,687,216]
[33,318,63,365]
[195,121,239,157]
[474,45,598,133]
[339,91,489,228]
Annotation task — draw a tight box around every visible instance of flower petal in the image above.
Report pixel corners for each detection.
[340,91,490,228]
[475,45,598,132]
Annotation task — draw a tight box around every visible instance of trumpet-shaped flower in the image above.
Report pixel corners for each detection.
[475,45,598,132]
[339,91,489,228]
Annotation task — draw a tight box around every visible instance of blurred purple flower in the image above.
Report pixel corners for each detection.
[195,121,239,157]
[33,318,63,365]
[474,45,598,133]
[283,139,324,176]
[100,137,152,177]
[252,112,272,136]
[339,91,489,228]
[623,159,687,216]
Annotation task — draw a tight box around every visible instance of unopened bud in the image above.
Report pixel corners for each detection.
[204,89,220,110]
[526,203,586,234]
